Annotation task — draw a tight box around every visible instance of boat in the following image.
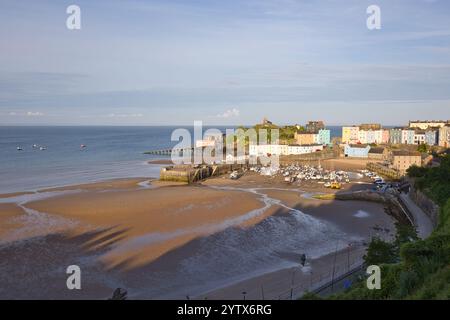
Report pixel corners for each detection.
[230,171,243,180]
[39,146,47,151]
[17,147,23,151]
[324,182,331,188]
[330,181,342,189]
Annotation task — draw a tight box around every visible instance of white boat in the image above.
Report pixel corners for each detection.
[230,171,239,180]
[39,146,47,151]
[17,146,23,151]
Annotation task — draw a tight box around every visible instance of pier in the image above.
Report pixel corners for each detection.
[144,147,195,156]
[160,163,248,184]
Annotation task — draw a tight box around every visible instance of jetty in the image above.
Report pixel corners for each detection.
[160,163,248,184]
[144,147,195,156]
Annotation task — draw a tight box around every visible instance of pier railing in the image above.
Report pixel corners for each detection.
[275,255,365,300]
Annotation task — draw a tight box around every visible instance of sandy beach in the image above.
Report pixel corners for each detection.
[0,163,397,299]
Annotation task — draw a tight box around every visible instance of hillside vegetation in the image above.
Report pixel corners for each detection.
[328,155,450,299]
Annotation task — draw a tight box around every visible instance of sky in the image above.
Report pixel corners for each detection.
[0,0,449,126]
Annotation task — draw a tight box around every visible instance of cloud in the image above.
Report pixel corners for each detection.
[216,108,240,118]
[26,111,44,116]
[106,113,143,118]
[6,111,44,116]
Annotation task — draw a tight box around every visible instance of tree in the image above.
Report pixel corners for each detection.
[394,223,418,256]
[363,238,397,266]
[406,165,427,178]
[417,144,428,153]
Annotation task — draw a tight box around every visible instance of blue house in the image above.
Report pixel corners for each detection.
[317,129,331,146]
[390,128,402,144]
[344,144,371,158]
[425,130,438,146]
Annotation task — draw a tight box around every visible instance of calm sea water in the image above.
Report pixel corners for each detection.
[0,126,342,193]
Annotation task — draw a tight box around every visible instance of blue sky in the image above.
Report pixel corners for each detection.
[1,0,449,125]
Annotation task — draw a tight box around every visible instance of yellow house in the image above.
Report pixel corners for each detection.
[342,126,359,144]
[294,132,317,145]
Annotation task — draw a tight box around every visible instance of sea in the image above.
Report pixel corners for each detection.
[0,126,342,194]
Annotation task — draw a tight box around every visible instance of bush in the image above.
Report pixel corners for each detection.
[395,270,420,298]
[406,165,427,178]
[417,144,428,153]
[363,238,397,265]
[410,155,450,205]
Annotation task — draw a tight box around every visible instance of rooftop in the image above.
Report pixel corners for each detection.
[369,147,385,154]
[290,144,323,147]
[347,144,370,149]
[392,150,421,156]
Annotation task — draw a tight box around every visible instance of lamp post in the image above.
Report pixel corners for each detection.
[290,253,307,300]
[290,268,297,300]
[347,243,352,272]
[331,243,338,293]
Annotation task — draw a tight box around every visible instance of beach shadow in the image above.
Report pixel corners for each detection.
[0,226,128,299]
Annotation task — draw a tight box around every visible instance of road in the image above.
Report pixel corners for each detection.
[399,192,434,239]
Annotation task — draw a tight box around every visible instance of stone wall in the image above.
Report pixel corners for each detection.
[407,180,440,227]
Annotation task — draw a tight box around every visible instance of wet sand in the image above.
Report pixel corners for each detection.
[20,183,266,268]
[0,171,396,299]
[0,204,25,237]
[148,159,174,165]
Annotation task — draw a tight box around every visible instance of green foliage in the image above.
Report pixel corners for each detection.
[300,292,322,300]
[417,144,428,153]
[408,265,450,299]
[363,238,397,265]
[394,223,418,248]
[406,165,427,178]
[336,156,450,300]
[412,155,450,206]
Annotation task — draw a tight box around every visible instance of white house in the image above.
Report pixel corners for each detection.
[249,144,323,156]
